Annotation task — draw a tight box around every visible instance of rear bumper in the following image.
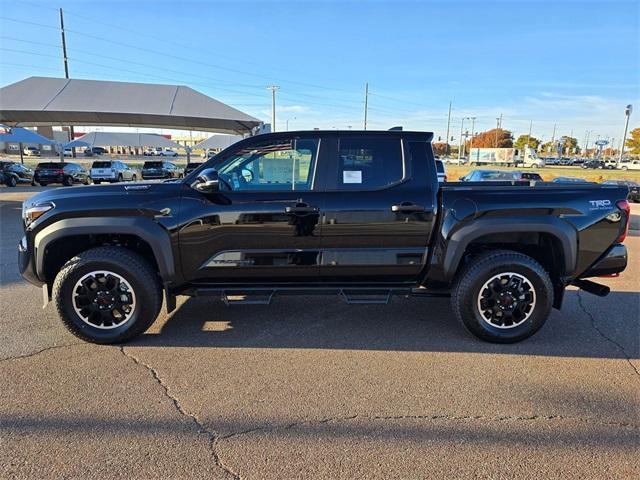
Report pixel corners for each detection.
[35,174,64,184]
[581,243,627,278]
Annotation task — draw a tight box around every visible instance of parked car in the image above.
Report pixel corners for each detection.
[603,159,618,170]
[582,159,606,169]
[602,180,640,203]
[200,148,217,159]
[435,159,447,182]
[0,161,35,187]
[23,146,41,157]
[184,162,203,175]
[33,162,91,186]
[551,176,589,184]
[63,147,73,157]
[159,148,179,157]
[19,130,630,345]
[619,159,640,171]
[459,170,519,182]
[141,161,182,180]
[83,146,108,157]
[90,160,137,183]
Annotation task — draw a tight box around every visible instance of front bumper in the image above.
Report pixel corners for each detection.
[581,243,627,278]
[18,235,44,287]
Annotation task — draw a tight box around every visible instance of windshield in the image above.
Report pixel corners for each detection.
[37,163,67,168]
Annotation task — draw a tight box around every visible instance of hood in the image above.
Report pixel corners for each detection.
[24,181,181,209]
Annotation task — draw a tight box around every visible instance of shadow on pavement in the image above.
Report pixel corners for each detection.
[128,289,639,360]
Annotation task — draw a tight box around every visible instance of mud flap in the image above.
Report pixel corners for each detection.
[42,283,50,308]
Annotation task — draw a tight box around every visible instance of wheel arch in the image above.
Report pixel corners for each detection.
[34,217,176,285]
[443,217,578,282]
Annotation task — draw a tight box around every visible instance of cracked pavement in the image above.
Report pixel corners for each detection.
[1,192,639,479]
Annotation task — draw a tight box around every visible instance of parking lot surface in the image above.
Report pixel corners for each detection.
[1,189,638,479]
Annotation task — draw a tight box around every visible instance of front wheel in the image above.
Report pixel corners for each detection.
[451,250,553,343]
[131,174,137,181]
[53,247,162,344]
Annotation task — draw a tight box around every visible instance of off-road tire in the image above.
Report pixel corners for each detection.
[53,246,162,344]
[451,250,553,343]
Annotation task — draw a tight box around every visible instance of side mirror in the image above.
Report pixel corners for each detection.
[193,168,219,193]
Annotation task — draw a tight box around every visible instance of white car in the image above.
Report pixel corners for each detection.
[159,148,179,157]
[63,147,73,157]
[23,146,40,156]
[619,159,640,171]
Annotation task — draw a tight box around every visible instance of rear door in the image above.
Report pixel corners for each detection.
[319,134,438,283]
[178,134,327,283]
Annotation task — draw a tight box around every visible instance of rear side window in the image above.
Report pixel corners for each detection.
[335,136,403,190]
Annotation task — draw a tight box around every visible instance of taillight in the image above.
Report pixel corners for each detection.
[55,169,64,174]
[616,199,630,243]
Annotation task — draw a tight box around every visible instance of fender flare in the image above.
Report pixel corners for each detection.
[443,216,578,280]
[34,217,176,282]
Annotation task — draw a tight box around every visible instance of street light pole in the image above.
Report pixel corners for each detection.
[363,82,369,130]
[285,117,296,131]
[619,104,633,162]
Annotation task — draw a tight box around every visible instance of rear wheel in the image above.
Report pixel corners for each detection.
[7,175,17,187]
[53,247,162,344]
[132,174,137,181]
[451,250,553,343]
[117,174,123,182]
[63,176,73,186]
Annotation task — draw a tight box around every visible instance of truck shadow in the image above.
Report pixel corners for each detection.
[130,289,639,360]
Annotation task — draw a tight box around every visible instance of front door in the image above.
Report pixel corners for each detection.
[319,134,437,283]
[178,134,325,284]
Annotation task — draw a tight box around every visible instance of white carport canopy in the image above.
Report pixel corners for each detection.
[193,134,242,150]
[65,131,181,149]
[0,77,262,135]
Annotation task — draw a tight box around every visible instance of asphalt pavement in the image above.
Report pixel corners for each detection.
[0,188,638,479]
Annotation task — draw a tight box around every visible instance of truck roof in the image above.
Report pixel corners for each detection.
[255,130,434,141]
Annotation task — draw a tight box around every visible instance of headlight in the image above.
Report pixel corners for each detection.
[23,202,54,227]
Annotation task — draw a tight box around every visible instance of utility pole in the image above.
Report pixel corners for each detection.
[549,123,556,157]
[584,130,592,158]
[458,117,469,162]
[468,116,476,159]
[619,104,633,162]
[363,82,369,130]
[267,86,280,132]
[567,129,573,157]
[495,117,500,147]
[59,8,74,160]
[445,100,452,157]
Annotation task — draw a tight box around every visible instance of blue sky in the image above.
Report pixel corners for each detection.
[1,0,638,146]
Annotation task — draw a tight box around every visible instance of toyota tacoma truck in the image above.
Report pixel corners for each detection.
[18,130,630,344]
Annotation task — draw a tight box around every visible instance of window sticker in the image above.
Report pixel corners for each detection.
[343,170,362,184]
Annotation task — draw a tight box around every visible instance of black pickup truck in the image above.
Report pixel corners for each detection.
[19,131,630,344]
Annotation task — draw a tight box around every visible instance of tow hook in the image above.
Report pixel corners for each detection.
[572,279,610,297]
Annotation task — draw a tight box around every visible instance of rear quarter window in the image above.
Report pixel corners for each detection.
[335,136,403,190]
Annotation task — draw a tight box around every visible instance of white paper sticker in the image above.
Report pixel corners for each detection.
[343,170,362,184]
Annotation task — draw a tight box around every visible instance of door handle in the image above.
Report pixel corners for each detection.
[391,203,425,213]
[285,204,319,214]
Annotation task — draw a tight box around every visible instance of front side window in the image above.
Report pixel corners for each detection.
[215,137,318,191]
[335,136,403,190]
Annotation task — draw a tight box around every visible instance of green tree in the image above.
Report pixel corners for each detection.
[514,135,540,150]
[559,136,579,155]
[625,127,640,154]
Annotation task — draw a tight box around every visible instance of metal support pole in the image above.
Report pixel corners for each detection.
[469,116,476,159]
[268,86,279,132]
[59,8,75,160]
[458,117,468,162]
[363,82,369,130]
[619,105,633,162]
[445,100,452,157]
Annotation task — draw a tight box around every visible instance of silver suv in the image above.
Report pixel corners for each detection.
[90,160,137,183]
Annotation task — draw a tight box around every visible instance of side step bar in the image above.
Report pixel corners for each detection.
[189,285,450,306]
